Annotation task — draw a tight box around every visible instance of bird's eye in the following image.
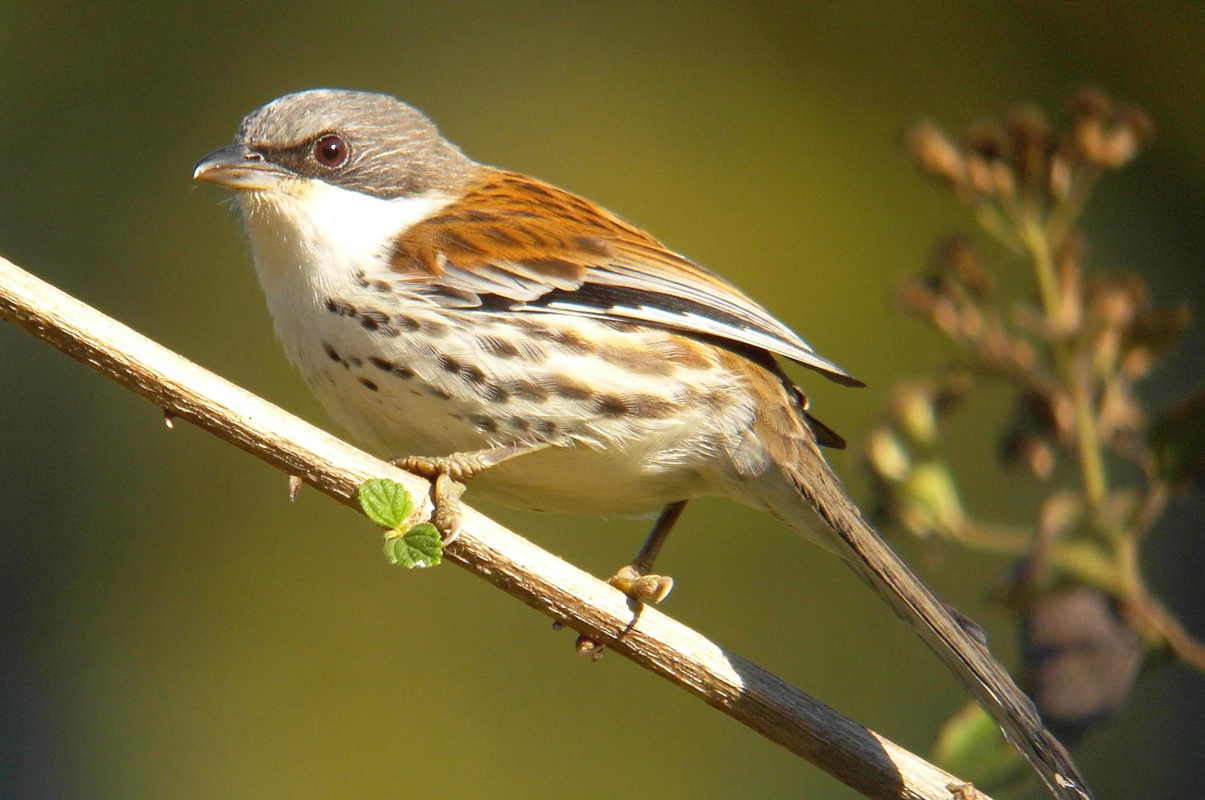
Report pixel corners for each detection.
[312,134,348,168]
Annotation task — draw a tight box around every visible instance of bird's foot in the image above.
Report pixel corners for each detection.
[390,455,478,542]
[607,564,674,604]
[392,444,549,543]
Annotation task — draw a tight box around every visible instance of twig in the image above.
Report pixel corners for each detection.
[0,254,990,800]
[1016,209,1108,509]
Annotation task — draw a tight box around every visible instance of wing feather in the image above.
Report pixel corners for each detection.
[391,169,862,386]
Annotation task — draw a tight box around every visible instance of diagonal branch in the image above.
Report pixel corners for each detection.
[0,254,989,800]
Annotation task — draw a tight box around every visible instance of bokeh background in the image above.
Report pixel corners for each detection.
[2,2,1203,798]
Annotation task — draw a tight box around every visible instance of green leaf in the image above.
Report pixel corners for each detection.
[383,523,443,568]
[358,478,413,529]
[899,460,966,539]
[931,701,1024,790]
[1148,391,1205,485]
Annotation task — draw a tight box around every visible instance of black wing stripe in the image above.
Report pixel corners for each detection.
[524,284,861,385]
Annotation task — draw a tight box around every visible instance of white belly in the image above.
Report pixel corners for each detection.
[294,301,755,514]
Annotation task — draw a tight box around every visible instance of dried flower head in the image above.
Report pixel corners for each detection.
[1004,105,1054,194]
[1066,86,1153,169]
[936,236,994,300]
[905,121,967,189]
[1002,431,1056,480]
[885,90,1205,747]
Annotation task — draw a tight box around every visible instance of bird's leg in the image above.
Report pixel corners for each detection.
[573,501,689,660]
[607,500,688,604]
[393,443,550,542]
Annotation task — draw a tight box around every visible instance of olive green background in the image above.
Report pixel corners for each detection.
[2,2,1203,798]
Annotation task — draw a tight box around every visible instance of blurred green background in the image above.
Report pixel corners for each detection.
[2,2,1203,798]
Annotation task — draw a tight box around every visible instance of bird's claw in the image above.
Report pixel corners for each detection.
[391,456,471,543]
[608,565,674,604]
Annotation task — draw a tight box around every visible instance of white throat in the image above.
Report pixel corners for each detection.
[232,178,451,357]
[237,178,448,298]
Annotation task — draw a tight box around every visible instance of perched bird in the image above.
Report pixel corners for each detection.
[194,89,1091,800]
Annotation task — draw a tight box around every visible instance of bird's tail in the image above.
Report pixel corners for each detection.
[775,438,1092,800]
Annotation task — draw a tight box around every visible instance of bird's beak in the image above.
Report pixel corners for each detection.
[193,144,289,191]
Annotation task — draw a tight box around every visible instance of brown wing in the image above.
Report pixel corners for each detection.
[391,168,861,386]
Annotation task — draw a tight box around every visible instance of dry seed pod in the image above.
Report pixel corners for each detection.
[935,236,994,300]
[1004,104,1054,195]
[1002,431,1056,479]
[1066,86,1152,169]
[905,121,967,187]
[866,429,913,483]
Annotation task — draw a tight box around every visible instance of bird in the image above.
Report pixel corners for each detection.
[193,88,1092,800]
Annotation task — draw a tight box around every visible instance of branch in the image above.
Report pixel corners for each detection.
[0,254,990,800]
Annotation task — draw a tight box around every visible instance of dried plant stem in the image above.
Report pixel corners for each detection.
[0,253,993,800]
[1045,165,1100,247]
[891,94,1202,786]
[1017,212,1108,508]
[948,521,1032,555]
[1019,213,1065,325]
[1134,595,1205,672]
[1016,196,1205,672]
[1115,522,1205,672]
